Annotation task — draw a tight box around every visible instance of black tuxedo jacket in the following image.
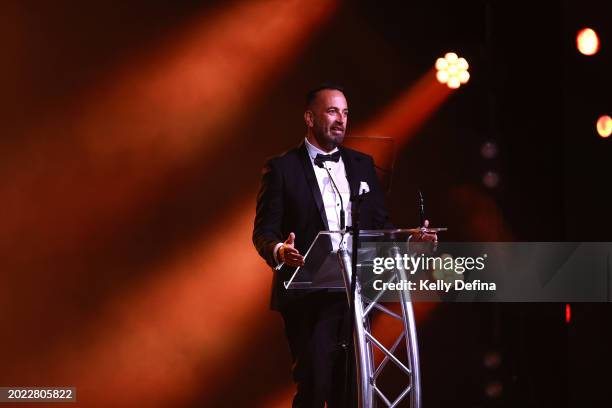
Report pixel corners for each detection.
[253,142,392,311]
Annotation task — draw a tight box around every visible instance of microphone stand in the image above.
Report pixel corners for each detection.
[315,157,355,404]
[316,157,356,404]
[320,165,345,230]
[419,189,425,227]
[315,156,367,406]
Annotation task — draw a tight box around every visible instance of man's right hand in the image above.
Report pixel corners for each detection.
[279,232,305,267]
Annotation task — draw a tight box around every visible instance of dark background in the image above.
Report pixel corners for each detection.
[0,0,609,407]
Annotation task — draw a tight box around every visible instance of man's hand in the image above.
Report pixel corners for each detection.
[409,219,438,253]
[279,232,305,267]
[413,219,438,242]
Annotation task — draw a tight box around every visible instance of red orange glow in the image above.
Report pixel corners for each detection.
[1,0,337,259]
[1,0,337,406]
[41,203,284,407]
[356,68,452,146]
[1,3,494,406]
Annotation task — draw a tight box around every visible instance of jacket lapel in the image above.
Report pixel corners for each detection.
[299,142,330,231]
[340,146,359,198]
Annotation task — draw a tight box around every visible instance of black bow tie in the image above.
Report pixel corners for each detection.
[314,151,341,168]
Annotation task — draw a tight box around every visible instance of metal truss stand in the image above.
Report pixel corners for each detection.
[338,248,421,408]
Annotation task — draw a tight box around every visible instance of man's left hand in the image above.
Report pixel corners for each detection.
[410,219,438,252]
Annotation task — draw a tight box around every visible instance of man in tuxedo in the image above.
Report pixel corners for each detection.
[253,84,430,407]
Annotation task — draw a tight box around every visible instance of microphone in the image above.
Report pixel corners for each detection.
[418,190,425,226]
[315,158,345,231]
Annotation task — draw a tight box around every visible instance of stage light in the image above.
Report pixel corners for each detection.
[435,52,470,89]
[482,171,499,189]
[483,351,501,369]
[596,115,611,138]
[576,28,600,56]
[484,381,503,399]
[481,141,498,159]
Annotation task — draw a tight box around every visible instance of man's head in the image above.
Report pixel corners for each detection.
[304,84,348,152]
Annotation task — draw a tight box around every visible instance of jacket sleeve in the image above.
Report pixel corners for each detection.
[253,159,284,268]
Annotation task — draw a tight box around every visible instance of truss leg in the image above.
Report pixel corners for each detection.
[338,248,422,408]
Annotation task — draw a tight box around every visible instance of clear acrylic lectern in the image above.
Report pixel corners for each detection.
[285,229,422,408]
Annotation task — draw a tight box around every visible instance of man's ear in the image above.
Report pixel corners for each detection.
[304,110,314,127]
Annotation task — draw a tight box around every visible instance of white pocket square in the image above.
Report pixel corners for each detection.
[359,181,370,195]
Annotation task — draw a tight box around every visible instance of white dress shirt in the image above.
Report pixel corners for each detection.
[304,137,352,251]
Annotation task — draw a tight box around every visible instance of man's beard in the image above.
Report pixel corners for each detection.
[314,126,344,150]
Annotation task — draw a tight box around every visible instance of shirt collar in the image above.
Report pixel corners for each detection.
[304,137,340,162]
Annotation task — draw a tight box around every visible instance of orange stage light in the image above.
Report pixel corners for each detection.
[576,28,600,56]
[596,115,611,138]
